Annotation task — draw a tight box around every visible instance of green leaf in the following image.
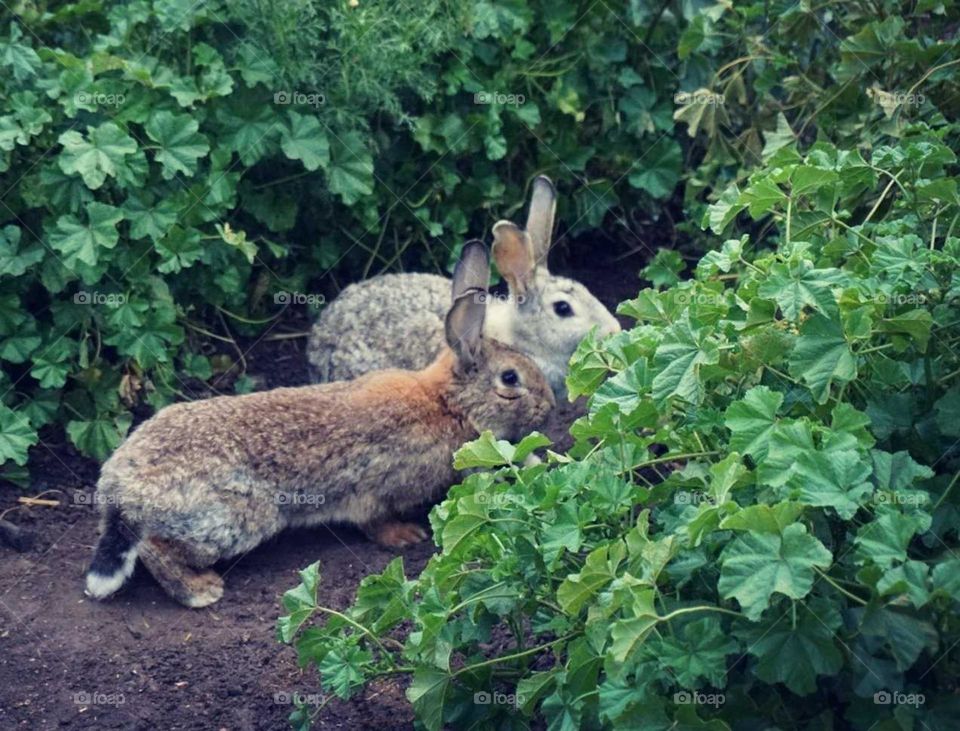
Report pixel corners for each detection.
[654,618,737,688]
[737,597,843,695]
[784,449,873,519]
[454,430,540,469]
[66,412,132,462]
[934,386,960,437]
[641,249,684,289]
[878,560,930,608]
[317,644,371,698]
[406,668,451,731]
[557,541,625,615]
[0,28,42,81]
[0,404,38,466]
[932,559,960,601]
[609,588,659,662]
[280,111,330,172]
[328,131,374,205]
[652,316,720,405]
[541,500,582,564]
[719,502,804,534]
[144,110,210,179]
[58,123,138,189]
[724,386,783,460]
[855,512,930,569]
[856,603,938,671]
[788,314,857,404]
[49,202,123,267]
[277,561,320,643]
[0,225,44,277]
[156,225,203,273]
[628,138,682,199]
[757,261,843,320]
[718,523,832,620]
[352,557,411,633]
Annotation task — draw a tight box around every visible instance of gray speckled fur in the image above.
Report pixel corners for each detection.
[307,269,618,397]
[308,272,451,381]
[306,177,620,398]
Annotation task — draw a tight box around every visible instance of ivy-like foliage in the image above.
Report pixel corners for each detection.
[280,137,960,728]
[1,1,958,480]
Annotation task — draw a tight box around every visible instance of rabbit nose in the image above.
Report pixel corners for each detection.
[605,317,622,336]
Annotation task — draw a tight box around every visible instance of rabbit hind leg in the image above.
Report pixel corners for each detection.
[363,520,429,548]
[139,536,224,608]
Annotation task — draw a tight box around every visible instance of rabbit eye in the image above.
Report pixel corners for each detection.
[500,369,520,387]
[553,301,573,317]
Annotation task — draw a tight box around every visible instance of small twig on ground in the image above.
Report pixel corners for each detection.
[17,496,60,508]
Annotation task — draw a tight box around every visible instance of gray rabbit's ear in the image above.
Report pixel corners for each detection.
[525,175,556,268]
[451,240,489,301]
[445,290,486,369]
[492,220,535,298]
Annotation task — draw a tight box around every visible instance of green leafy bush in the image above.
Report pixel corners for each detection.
[3,0,958,477]
[0,0,692,476]
[280,134,960,728]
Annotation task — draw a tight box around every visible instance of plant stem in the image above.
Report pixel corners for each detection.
[452,634,578,677]
[313,606,403,659]
[814,568,868,606]
[933,469,960,512]
[627,451,721,472]
[660,605,745,621]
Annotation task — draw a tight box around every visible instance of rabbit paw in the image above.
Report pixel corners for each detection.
[183,571,224,608]
[369,521,429,548]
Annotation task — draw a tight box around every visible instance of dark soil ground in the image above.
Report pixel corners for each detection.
[0,248,647,730]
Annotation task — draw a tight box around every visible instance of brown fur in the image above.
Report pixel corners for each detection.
[87,326,553,607]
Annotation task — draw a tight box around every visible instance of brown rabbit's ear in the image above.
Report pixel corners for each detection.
[492,221,535,298]
[525,175,556,268]
[445,290,486,369]
[451,240,489,301]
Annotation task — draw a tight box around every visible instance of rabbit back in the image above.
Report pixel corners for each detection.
[98,373,475,561]
[307,272,450,382]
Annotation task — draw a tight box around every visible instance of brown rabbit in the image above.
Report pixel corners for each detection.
[84,242,554,608]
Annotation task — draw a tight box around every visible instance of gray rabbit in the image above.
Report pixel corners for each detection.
[306,176,620,398]
[85,242,554,608]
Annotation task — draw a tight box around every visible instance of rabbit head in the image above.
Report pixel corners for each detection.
[441,241,555,442]
[487,176,621,398]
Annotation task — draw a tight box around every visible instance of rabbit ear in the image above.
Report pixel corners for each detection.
[451,240,489,301]
[525,175,556,268]
[445,290,485,369]
[492,221,535,298]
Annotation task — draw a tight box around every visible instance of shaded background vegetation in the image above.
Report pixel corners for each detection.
[0,0,957,475]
